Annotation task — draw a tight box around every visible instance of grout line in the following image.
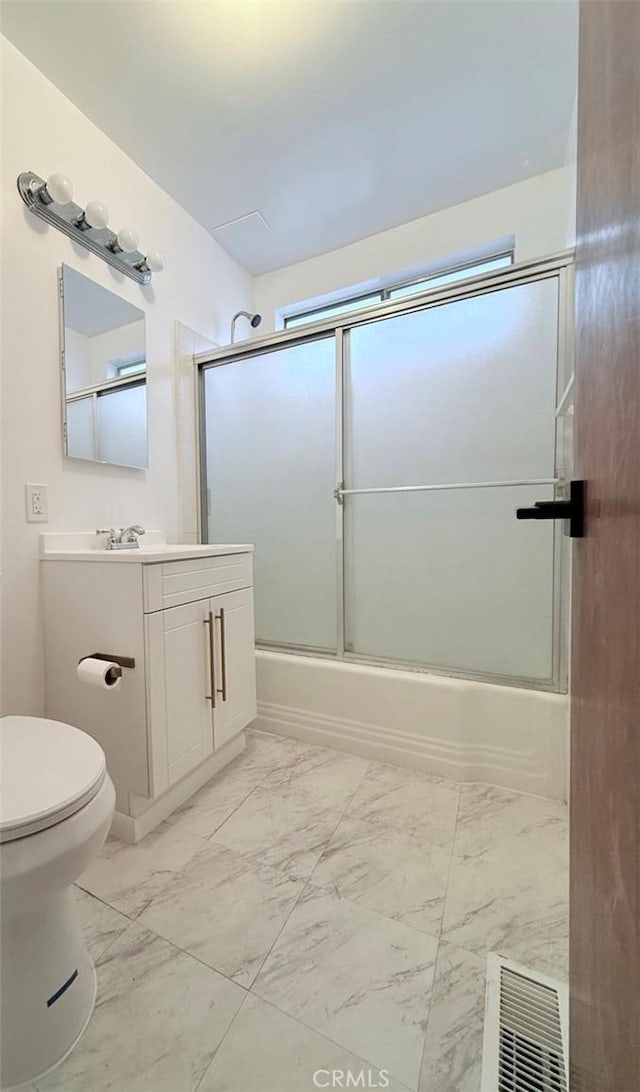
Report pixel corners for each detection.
[440,782,463,935]
[105,908,252,995]
[192,987,253,1092]
[235,990,417,1092]
[415,782,463,1089]
[303,875,443,943]
[242,760,373,988]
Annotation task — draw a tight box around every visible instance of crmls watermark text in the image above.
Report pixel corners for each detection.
[312,1070,391,1089]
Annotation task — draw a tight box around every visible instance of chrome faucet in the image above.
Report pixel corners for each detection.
[96,525,146,550]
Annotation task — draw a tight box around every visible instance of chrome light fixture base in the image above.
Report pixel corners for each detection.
[17,171,152,285]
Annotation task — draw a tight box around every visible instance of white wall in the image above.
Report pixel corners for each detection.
[0,37,252,714]
[253,165,576,331]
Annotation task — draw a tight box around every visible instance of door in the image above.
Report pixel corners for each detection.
[211,587,257,750]
[162,599,214,785]
[570,2,640,1088]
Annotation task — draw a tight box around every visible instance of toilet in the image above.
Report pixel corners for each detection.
[0,716,115,1089]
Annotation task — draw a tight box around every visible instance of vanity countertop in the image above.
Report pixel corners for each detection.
[40,532,253,563]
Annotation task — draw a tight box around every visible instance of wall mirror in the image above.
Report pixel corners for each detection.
[59,264,147,469]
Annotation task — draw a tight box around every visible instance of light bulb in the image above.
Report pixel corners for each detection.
[84,200,109,230]
[45,172,73,205]
[116,227,139,253]
[145,249,165,273]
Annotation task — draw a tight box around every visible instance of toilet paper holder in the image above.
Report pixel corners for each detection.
[78,652,136,679]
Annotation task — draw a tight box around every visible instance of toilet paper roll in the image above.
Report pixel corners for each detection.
[77,658,122,691]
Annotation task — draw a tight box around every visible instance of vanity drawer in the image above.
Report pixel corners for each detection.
[144,553,253,612]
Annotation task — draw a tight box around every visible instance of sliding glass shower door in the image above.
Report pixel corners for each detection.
[201,261,569,688]
[343,278,559,679]
[203,337,337,651]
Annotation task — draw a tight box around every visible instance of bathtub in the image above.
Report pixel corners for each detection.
[255,650,568,801]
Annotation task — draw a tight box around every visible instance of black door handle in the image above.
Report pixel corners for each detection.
[516,479,585,538]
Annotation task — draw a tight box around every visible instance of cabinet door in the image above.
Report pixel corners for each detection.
[211,587,257,749]
[162,599,214,784]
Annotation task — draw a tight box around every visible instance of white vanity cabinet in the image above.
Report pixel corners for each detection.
[41,534,256,842]
[155,588,255,784]
[144,552,257,788]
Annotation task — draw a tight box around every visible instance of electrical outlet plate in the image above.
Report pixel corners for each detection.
[25,483,48,523]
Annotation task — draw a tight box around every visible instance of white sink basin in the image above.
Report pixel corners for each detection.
[40,533,253,563]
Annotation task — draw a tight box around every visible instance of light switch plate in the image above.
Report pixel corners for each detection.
[25,483,48,522]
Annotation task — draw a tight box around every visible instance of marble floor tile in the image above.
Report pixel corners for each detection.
[419,942,486,1092]
[442,785,569,978]
[211,785,344,880]
[74,887,130,962]
[253,886,439,1091]
[78,821,207,918]
[27,734,569,1092]
[243,728,308,769]
[36,922,245,1092]
[199,993,412,1092]
[310,814,451,936]
[345,762,460,848]
[170,732,304,840]
[139,840,304,987]
[266,740,369,808]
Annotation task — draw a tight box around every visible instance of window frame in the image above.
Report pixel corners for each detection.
[282,250,514,331]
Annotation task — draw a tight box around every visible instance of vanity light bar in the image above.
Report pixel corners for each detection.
[17,171,165,285]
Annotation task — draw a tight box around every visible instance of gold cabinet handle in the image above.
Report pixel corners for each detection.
[216,608,228,702]
[203,611,216,707]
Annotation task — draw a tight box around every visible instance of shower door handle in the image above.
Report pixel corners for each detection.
[516,479,585,538]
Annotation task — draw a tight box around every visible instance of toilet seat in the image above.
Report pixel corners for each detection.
[0,716,107,843]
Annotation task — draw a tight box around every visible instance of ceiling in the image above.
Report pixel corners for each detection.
[2,0,578,275]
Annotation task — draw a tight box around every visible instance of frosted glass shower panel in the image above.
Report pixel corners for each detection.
[346,277,559,488]
[204,338,337,649]
[344,486,555,680]
[66,397,95,461]
[97,383,147,468]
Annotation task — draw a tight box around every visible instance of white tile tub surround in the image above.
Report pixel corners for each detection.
[43,731,567,1092]
[173,321,217,544]
[256,651,569,801]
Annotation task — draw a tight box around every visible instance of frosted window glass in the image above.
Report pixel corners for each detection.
[284,294,381,329]
[97,383,147,468]
[387,255,512,299]
[346,278,559,488]
[204,338,337,650]
[66,396,95,460]
[344,486,555,680]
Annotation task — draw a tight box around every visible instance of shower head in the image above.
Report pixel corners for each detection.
[230,310,262,343]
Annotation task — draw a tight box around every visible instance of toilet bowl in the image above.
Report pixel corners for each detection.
[0,716,115,1089]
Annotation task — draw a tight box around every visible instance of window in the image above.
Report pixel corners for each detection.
[284,294,381,330]
[116,360,146,379]
[283,252,513,330]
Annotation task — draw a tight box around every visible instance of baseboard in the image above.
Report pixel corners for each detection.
[111,732,246,843]
[256,652,568,800]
